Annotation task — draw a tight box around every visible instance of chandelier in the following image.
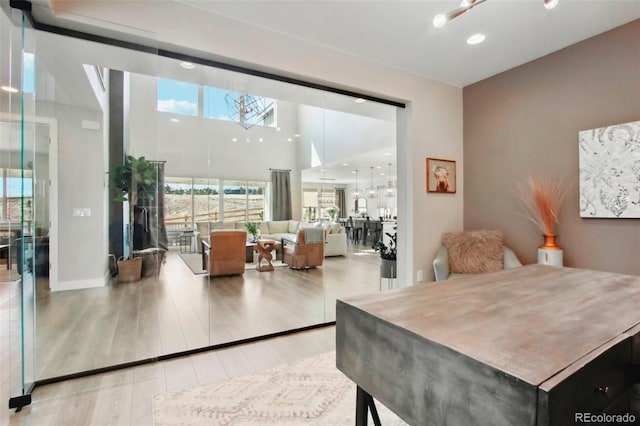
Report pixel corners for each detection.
[385,163,395,198]
[352,170,361,200]
[225,93,274,130]
[433,0,559,28]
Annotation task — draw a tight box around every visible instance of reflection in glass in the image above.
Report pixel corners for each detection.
[4,17,399,386]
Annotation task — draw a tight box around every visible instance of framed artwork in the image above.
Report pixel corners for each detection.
[426,158,456,193]
[578,120,640,218]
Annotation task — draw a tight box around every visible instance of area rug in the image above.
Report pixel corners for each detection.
[178,252,207,275]
[152,351,408,426]
[179,252,289,275]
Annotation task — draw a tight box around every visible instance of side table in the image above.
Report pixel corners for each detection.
[254,240,281,272]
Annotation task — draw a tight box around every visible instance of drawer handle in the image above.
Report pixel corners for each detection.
[594,386,609,396]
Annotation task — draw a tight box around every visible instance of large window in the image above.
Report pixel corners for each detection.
[157,78,277,128]
[223,180,265,222]
[165,177,265,226]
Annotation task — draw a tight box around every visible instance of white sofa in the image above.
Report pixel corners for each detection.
[196,220,347,257]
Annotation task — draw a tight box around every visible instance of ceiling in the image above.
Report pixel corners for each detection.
[29,0,640,87]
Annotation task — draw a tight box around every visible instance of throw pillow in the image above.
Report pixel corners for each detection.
[442,230,504,274]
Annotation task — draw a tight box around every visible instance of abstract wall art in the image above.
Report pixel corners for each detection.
[578,120,640,218]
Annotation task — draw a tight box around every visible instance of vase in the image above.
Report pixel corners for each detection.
[538,234,563,267]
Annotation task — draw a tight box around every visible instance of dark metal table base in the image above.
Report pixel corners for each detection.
[356,386,382,426]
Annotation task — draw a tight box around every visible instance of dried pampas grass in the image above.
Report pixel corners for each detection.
[516,176,570,236]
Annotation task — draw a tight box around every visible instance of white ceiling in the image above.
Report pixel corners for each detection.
[31,0,640,87]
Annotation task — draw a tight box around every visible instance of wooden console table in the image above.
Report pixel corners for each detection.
[336,265,640,425]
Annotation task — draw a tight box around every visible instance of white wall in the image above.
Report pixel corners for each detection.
[37,102,107,290]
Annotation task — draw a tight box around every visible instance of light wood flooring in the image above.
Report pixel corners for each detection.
[4,326,337,426]
[1,243,383,424]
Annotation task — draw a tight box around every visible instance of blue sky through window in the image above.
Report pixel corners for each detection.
[1,177,33,197]
[157,78,198,116]
[203,87,235,121]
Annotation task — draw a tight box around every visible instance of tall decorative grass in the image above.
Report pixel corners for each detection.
[516,176,570,236]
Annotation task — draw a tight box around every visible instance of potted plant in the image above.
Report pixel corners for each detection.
[326,205,339,222]
[245,222,260,242]
[111,155,158,282]
[374,232,397,278]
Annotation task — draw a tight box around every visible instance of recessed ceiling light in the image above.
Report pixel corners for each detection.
[276,127,281,131]
[246,138,250,143]
[352,170,357,174]
[376,166,382,169]
[259,138,263,142]
[467,34,486,45]
[287,138,292,142]
[544,0,559,9]
[380,173,385,176]
[232,138,237,142]
[384,152,391,156]
[1,86,18,93]
[169,118,180,123]
[354,98,366,104]
[433,14,447,29]
[293,134,301,138]
[342,163,349,166]
[180,61,195,69]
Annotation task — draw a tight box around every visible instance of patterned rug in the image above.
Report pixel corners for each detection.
[153,351,408,425]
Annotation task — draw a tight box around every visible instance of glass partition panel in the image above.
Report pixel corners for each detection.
[10,16,400,385]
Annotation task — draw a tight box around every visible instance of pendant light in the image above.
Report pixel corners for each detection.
[352,170,361,200]
[385,163,395,198]
[367,166,377,198]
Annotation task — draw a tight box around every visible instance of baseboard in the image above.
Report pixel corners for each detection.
[52,277,106,292]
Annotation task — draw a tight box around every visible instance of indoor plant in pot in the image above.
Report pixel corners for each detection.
[111,155,158,282]
[374,232,397,279]
[245,222,260,242]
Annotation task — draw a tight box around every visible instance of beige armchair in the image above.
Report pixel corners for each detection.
[283,228,325,269]
[205,230,247,276]
[432,230,522,281]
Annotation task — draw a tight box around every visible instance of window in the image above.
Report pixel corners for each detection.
[1,168,33,221]
[157,78,198,116]
[164,177,264,227]
[223,180,266,222]
[302,188,335,221]
[23,52,35,94]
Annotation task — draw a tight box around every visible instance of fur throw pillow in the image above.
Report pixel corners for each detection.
[442,230,504,274]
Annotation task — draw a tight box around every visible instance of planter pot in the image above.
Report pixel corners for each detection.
[117,257,142,282]
[380,258,397,279]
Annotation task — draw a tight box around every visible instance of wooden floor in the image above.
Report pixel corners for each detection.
[1,242,384,425]
[4,326,337,426]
